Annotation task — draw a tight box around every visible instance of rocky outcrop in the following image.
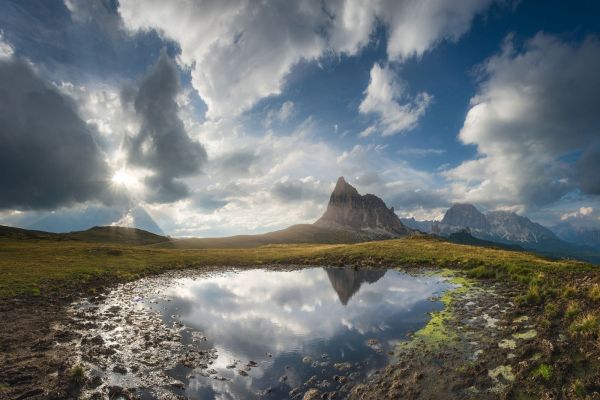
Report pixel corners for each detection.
[314,177,412,237]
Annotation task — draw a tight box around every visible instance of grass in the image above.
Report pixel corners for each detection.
[569,313,600,335]
[531,363,553,381]
[0,235,594,298]
[68,365,85,386]
[587,284,600,301]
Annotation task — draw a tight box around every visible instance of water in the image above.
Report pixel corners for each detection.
[146,267,453,399]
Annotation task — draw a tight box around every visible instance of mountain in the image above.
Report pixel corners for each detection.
[159,224,373,249]
[0,225,168,245]
[400,217,434,233]
[314,177,412,237]
[404,204,600,263]
[446,228,523,251]
[552,222,600,250]
[325,267,386,305]
[485,211,558,244]
[66,226,168,245]
[26,206,164,235]
[440,203,491,231]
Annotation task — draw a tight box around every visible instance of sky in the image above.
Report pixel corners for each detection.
[1,0,600,237]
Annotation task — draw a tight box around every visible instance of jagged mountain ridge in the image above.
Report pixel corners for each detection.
[431,204,560,245]
[551,222,600,250]
[314,177,412,237]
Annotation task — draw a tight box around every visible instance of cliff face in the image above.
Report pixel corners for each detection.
[314,177,412,236]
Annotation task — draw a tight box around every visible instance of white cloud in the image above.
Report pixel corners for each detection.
[359,63,432,136]
[445,33,600,210]
[561,207,594,221]
[397,147,446,157]
[263,100,295,127]
[0,32,14,59]
[117,0,493,119]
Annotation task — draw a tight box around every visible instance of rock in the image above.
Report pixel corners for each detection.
[112,365,127,374]
[279,375,288,382]
[333,362,352,371]
[238,369,249,377]
[303,388,320,400]
[302,356,313,364]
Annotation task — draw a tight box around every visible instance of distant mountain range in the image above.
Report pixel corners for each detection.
[402,203,600,263]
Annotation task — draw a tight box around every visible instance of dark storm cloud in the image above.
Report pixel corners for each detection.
[0,57,111,210]
[124,53,207,203]
[579,145,600,195]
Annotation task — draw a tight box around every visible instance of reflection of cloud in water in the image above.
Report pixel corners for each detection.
[162,268,449,360]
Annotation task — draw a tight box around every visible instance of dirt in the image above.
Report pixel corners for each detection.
[2,265,600,399]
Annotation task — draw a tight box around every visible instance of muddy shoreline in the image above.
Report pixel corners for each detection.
[2,264,599,399]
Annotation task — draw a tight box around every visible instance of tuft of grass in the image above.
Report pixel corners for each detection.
[565,302,581,319]
[465,265,496,279]
[562,284,577,299]
[544,303,558,319]
[531,363,553,381]
[571,379,586,397]
[68,365,86,386]
[587,284,600,301]
[569,313,600,335]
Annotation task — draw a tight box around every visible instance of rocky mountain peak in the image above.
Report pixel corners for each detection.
[314,177,411,236]
[441,203,490,231]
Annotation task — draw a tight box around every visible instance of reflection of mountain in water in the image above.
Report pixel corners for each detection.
[325,268,386,305]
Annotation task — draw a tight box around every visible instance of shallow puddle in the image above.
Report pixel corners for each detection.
[73,267,454,399]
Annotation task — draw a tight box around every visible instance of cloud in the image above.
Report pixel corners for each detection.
[376,0,495,60]
[561,207,594,221]
[271,177,329,203]
[118,0,493,119]
[123,53,207,203]
[397,147,446,157]
[0,32,14,59]
[445,33,600,209]
[263,101,295,127]
[359,63,432,136]
[0,57,112,210]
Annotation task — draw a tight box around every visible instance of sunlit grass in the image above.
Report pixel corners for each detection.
[0,235,594,298]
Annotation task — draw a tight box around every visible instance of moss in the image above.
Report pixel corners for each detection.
[400,272,472,350]
[513,329,537,340]
[68,365,86,386]
[531,363,552,381]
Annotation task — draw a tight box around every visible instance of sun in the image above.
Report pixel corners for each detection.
[111,168,138,189]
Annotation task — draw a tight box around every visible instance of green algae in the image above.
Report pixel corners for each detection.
[498,339,517,350]
[513,329,537,340]
[399,271,474,350]
[488,365,515,382]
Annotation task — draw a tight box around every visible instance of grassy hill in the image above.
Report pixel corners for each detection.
[0,225,169,246]
[160,224,386,249]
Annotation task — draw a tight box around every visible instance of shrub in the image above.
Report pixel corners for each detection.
[571,379,586,397]
[544,303,558,318]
